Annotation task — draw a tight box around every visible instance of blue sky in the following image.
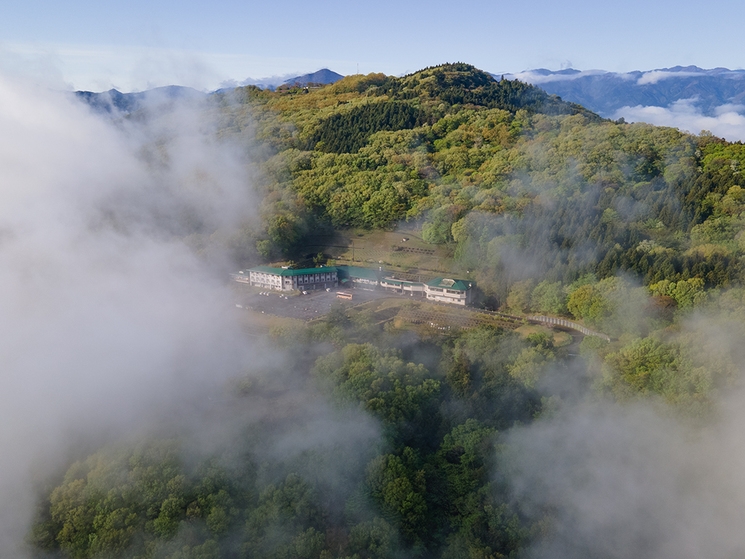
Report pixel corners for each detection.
[2,0,744,92]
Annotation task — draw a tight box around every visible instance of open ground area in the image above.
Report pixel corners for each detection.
[232,285,388,321]
[300,226,469,280]
[231,281,580,349]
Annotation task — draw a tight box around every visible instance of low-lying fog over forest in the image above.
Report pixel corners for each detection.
[7,63,745,559]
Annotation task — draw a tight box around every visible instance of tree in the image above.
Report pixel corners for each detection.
[506,280,535,314]
[367,449,428,545]
[531,280,567,315]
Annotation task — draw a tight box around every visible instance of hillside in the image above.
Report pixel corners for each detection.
[203,63,745,304]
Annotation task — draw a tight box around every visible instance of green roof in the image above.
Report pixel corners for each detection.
[337,265,380,281]
[426,277,472,291]
[381,278,402,286]
[248,265,338,277]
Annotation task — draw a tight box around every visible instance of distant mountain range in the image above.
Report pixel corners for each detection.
[74,66,745,128]
[501,66,745,117]
[73,85,206,114]
[74,70,346,115]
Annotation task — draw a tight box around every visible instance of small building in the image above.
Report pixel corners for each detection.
[424,278,473,306]
[233,266,339,292]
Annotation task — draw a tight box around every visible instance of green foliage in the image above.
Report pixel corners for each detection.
[567,283,608,323]
[567,277,625,326]
[530,280,568,315]
[422,205,463,244]
[309,100,426,153]
[649,277,707,309]
[346,517,400,559]
[394,63,597,118]
[366,449,428,545]
[600,337,718,410]
[506,279,535,313]
[33,327,543,559]
[313,343,441,447]
[33,441,249,559]
[442,327,543,426]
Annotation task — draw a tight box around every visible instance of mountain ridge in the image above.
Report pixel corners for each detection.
[503,66,745,117]
[282,68,344,86]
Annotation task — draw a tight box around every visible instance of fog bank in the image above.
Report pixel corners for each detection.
[506,373,745,558]
[0,74,257,555]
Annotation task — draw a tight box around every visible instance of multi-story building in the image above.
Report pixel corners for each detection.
[423,278,473,305]
[232,266,339,292]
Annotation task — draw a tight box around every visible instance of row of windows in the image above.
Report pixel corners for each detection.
[426,287,465,296]
[295,274,336,283]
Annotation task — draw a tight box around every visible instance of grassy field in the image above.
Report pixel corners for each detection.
[299,226,470,280]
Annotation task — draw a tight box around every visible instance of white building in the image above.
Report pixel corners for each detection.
[232,266,339,292]
[424,278,473,306]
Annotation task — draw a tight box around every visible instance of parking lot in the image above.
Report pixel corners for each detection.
[235,288,388,321]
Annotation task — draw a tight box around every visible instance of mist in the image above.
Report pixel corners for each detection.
[502,302,745,559]
[0,72,267,555]
[504,393,745,558]
[614,99,745,142]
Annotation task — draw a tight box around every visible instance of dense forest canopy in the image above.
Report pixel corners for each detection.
[27,63,745,558]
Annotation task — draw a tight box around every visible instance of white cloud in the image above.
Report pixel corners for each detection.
[613,98,745,141]
[505,69,611,84]
[0,42,353,92]
[635,70,704,85]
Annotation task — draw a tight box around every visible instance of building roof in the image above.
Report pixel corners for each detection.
[382,276,426,287]
[337,265,380,281]
[248,265,338,277]
[426,277,473,291]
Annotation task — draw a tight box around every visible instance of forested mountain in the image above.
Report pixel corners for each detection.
[33,63,745,559]
[505,66,745,116]
[202,63,745,297]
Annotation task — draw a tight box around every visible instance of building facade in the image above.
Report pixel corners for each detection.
[380,277,425,297]
[337,266,381,290]
[423,278,473,306]
[232,266,339,292]
[232,265,473,305]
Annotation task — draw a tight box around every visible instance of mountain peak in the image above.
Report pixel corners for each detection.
[283,69,344,87]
